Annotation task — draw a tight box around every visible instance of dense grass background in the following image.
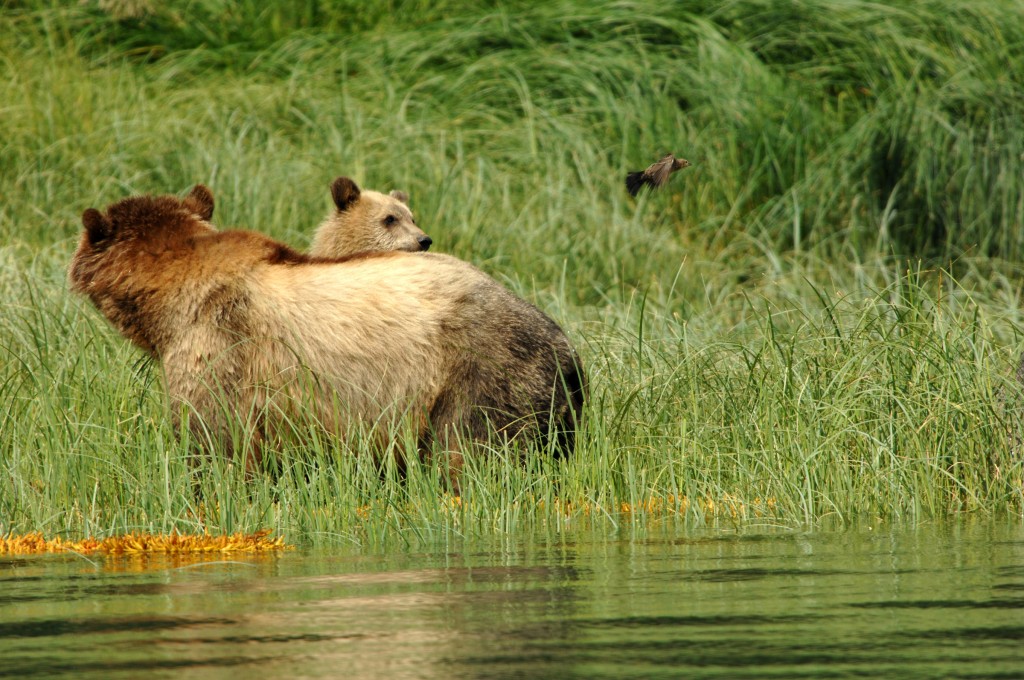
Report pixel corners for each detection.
[2,0,1024,546]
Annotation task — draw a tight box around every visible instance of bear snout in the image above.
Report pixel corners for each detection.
[418,235,432,251]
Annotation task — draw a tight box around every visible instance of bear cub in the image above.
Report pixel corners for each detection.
[310,177,432,257]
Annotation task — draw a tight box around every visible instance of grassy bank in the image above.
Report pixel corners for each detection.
[2,1,1024,546]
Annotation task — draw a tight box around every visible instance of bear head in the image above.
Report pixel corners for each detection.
[68,184,217,353]
[309,176,432,258]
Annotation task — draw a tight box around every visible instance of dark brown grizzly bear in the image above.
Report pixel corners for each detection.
[69,185,585,477]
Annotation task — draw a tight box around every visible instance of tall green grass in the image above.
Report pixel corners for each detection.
[2,1,1024,546]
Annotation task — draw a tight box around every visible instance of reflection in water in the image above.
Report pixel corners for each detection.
[2,522,1023,679]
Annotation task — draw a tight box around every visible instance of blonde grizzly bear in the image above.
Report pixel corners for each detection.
[309,177,432,257]
[69,185,585,478]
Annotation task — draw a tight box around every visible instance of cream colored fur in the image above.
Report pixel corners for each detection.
[310,187,430,257]
[163,252,501,449]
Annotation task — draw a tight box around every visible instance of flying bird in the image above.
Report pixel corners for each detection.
[625,154,691,197]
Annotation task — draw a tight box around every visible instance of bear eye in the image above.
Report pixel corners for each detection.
[383,215,397,227]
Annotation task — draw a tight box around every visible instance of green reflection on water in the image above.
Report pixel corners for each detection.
[2,520,1023,679]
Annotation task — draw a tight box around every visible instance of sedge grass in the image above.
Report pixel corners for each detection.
[2,1,1024,547]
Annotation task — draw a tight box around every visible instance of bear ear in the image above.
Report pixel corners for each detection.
[82,208,112,245]
[331,177,361,212]
[183,184,215,221]
[389,190,409,204]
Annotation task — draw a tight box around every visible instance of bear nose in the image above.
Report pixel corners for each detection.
[418,235,432,251]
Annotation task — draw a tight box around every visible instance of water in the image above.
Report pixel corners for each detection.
[3,521,1023,679]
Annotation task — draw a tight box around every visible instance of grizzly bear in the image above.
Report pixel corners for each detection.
[69,185,585,478]
[309,177,432,257]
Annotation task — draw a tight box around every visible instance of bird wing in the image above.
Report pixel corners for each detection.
[646,154,676,187]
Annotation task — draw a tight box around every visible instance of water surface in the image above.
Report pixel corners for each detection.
[3,521,1023,678]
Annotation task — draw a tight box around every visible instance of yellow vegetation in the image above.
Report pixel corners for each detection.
[443,493,778,519]
[0,529,290,556]
[2,494,782,555]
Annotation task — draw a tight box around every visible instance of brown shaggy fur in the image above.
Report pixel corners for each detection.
[69,185,585,477]
[309,177,432,257]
